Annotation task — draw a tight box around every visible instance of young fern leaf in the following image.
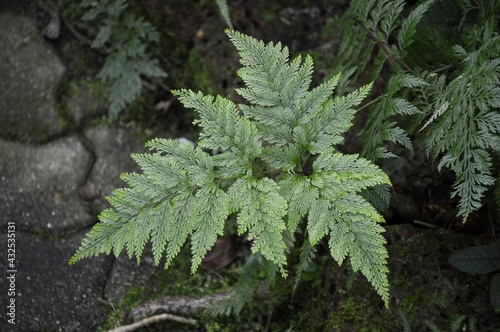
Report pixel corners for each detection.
[214,0,233,29]
[71,29,391,308]
[293,237,317,297]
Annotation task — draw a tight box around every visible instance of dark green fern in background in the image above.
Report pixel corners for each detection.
[398,308,478,332]
[331,0,432,162]
[415,7,500,219]
[80,0,166,121]
[330,0,500,221]
[70,29,391,311]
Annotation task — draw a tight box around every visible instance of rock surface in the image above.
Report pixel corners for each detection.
[104,249,157,304]
[67,81,106,127]
[0,232,112,331]
[0,137,94,236]
[0,123,153,331]
[0,13,66,142]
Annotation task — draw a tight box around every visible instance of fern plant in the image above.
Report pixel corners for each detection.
[332,0,432,162]
[332,0,500,221]
[70,30,391,309]
[81,0,166,121]
[326,0,432,212]
[415,12,500,219]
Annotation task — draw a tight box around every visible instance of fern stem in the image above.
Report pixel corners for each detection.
[366,29,413,73]
[358,95,384,112]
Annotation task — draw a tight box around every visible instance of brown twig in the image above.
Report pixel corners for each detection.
[109,291,234,332]
[413,220,436,228]
[130,290,234,321]
[108,313,197,332]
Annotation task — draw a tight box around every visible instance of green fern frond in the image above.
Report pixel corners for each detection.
[396,0,434,57]
[362,184,392,212]
[345,218,389,305]
[81,0,166,121]
[190,186,229,272]
[173,90,262,178]
[293,238,317,296]
[397,308,412,332]
[279,175,319,231]
[305,151,390,303]
[360,69,429,161]
[228,30,293,107]
[307,82,372,153]
[71,29,392,309]
[228,177,288,275]
[261,145,301,172]
[333,0,432,162]
[70,139,229,271]
[214,0,233,29]
[311,152,391,198]
[418,19,500,219]
[388,72,428,91]
[376,0,405,40]
[380,122,413,150]
[450,315,468,332]
[307,196,333,244]
[425,320,442,332]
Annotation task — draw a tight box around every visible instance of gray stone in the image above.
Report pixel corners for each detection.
[390,192,422,223]
[67,82,106,127]
[0,231,112,331]
[0,13,66,142]
[104,248,158,304]
[84,125,146,212]
[0,136,94,235]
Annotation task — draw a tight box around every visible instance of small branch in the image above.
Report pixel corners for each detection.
[108,313,197,332]
[413,220,436,228]
[60,14,94,46]
[110,291,234,331]
[141,76,173,93]
[130,290,234,321]
[430,64,452,74]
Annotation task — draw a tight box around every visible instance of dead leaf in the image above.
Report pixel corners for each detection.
[201,234,240,269]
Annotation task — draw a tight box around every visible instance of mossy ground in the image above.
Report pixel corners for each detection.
[97,245,328,331]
